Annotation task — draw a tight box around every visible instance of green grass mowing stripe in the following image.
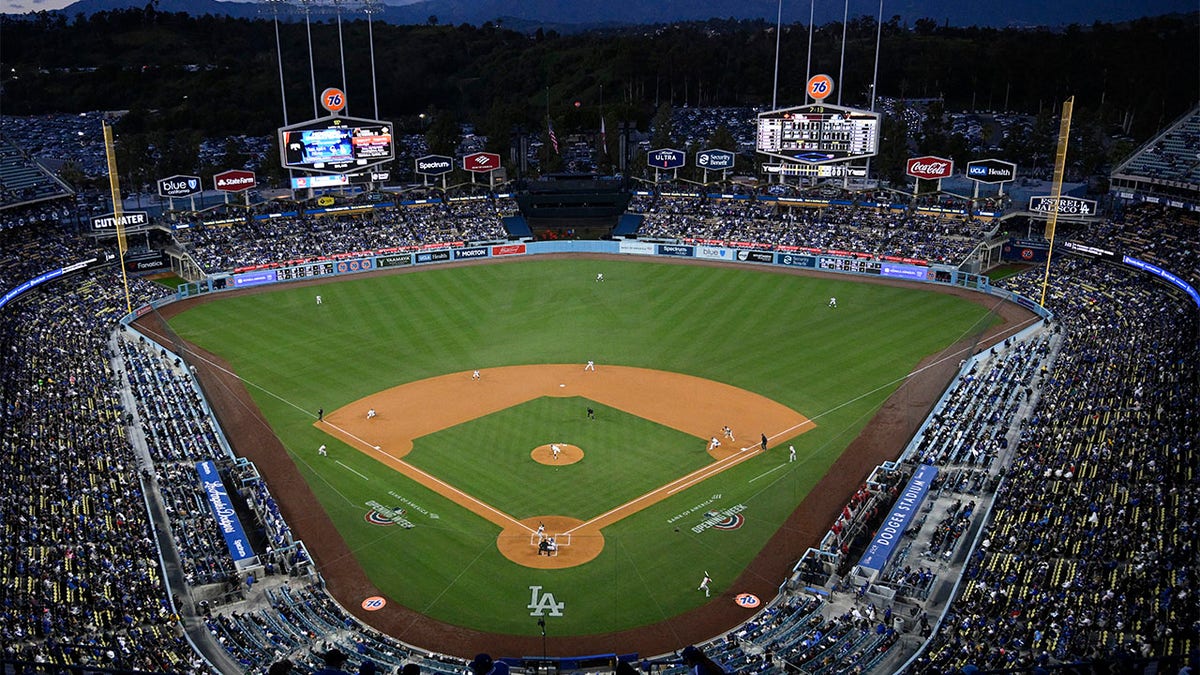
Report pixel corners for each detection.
[169,256,999,635]
[407,397,710,520]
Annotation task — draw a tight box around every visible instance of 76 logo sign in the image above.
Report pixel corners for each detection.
[321,87,347,113]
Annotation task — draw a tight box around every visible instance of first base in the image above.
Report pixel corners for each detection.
[559,383,566,387]
[374,445,381,450]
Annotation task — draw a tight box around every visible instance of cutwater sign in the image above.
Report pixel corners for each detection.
[157,174,203,198]
[195,460,255,562]
[647,148,686,169]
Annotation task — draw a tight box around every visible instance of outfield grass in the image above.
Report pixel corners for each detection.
[169,257,998,635]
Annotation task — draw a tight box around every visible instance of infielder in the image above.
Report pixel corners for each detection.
[709,436,721,450]
[723,425,734,441]
[472,369,481,380]
[585,360,595,371]
[367,408,377,419]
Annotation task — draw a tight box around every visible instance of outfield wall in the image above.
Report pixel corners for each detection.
[160,239,1052,323]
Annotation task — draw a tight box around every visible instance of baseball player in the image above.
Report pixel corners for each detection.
[596,273,604,282]
[536,522,546,542]
[551,443,561,460]
[789,445,797,462]
[472,369,481,380]
[584,360,595,371]
[318,444,327,456]
[316,295,323,305]
[723,425,734,441]
[367,408,377,419]
[829,296,837,308]
[698,572,712,597]
[709,436,721,450]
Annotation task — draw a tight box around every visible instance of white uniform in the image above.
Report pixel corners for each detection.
[472,370,481,380]
[318,444,327,456]
[829,297,837,308]
[551,444,561,459]
[709,436,721,450]
[699,573,711,597]
[367,408,376,419]
[316,295,323,305]
[789,445,797,462]
[596,273,604,282]
[584,360,595,371]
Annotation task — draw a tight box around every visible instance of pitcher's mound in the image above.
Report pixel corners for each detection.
[531,443,583,465]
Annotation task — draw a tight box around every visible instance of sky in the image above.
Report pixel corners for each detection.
[1,0,1196,25]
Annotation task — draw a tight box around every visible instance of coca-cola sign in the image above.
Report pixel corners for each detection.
[906,156,954,180]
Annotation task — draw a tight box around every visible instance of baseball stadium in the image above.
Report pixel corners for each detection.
[1,4,1198,675]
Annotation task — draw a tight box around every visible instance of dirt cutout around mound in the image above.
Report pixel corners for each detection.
[318,364,812,569]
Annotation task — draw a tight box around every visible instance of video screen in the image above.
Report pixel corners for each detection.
[284,128,354,166]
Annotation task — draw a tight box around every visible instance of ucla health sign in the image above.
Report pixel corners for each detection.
[196,460,255,562]
[857,464,938,574]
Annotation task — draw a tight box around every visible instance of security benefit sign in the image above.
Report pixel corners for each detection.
[195,460,256,564]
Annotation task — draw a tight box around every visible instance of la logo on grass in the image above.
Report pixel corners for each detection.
[527,586,564,616]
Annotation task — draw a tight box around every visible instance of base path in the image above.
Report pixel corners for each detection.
[144,253,1037,658]
[319,364,813,569]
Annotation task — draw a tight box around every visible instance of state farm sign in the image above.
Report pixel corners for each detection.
[213,170,256,192]
[906,156,954,180]
[463,152,501,173]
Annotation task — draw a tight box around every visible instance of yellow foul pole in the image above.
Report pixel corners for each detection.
[103,121,133,315]
[1039,96,1074,307]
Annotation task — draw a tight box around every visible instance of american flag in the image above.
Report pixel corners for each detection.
[548,119,559,155]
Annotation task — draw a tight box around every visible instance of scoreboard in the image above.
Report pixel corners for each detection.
[279,115,395,175]
[756,103,880,165]
[276,261,335,280]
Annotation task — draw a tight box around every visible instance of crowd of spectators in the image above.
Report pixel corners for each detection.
[1079,204,1200,288]
[2,186,1198,675]
[633,195,987,264]
[177,197,513,273]
[1113,106,1200,184]
[911,257,1198,672]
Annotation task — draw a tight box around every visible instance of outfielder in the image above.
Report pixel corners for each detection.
[698,572,712,597]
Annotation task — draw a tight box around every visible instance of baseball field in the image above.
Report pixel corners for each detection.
[162,255,1010,653]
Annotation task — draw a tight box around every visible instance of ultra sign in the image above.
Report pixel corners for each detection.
[647,148,686,170]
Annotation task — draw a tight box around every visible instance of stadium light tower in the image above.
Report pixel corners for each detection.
[260,0,291,125]
[298,0,320,118]
[837,0,848,105]
[332,0,350,116]
[771,0,783,110]
[362,0,383,120]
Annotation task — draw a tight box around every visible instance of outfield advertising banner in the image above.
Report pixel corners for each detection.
[775,253,817,267]
[880,263,930,281]
[232,270,278,287]
[453,247,489,260]
[376,253,413,268]
[491,244,527,257]
[858,464,938,573]
[618,241,657,256]
[736,250,774,263]
[695,245,734,261]
[656,244,694,257]
[415,250,452,264]
[195,460,255,563]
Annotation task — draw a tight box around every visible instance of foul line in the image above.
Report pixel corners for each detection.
[321,422,528,533]
[749,463,788,483]
[335,460,370,481]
